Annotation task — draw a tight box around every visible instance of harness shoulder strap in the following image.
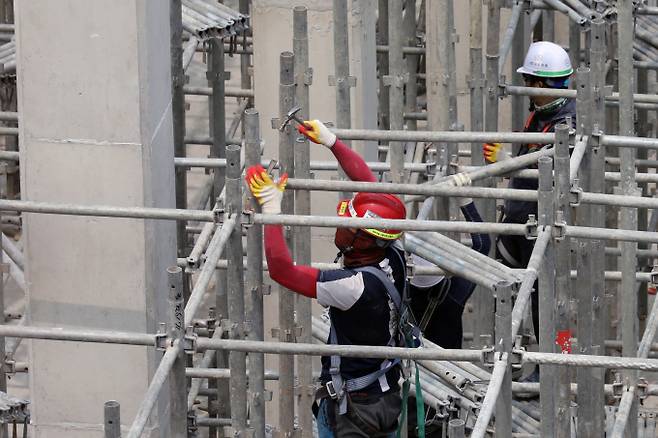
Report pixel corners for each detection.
[353,266,402,311]
[327,260,407,415]
[523,111,536,131]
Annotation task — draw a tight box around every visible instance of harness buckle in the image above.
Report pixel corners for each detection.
[325,381,338,399]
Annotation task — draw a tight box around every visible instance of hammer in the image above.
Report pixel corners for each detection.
[278,106,309,132]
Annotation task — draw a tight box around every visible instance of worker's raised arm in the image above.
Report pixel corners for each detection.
[450,171,491,256]
[298,120,376,183]
[245,165,319,298]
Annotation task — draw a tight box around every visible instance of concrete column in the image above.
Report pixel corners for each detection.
[16,1,176,437]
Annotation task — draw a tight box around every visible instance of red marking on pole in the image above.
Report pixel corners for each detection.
[555,330,572,354]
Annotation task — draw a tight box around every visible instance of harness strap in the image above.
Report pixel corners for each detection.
[418,279,451,331]
[327,262,404,415]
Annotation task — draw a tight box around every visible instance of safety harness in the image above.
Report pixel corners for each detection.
[324,249,426,437]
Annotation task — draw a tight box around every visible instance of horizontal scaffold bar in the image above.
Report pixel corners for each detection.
[0,324,155,346]
[196,338,658,372]
[3,199,658,243]
[331,128,658,149]
[503,84,658,104]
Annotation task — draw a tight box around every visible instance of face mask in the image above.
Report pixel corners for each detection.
[334,228,387,268]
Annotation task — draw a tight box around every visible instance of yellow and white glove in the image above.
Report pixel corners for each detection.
[297,119,337,148]
[245,165,288,215]
[483,142,511,164]
[450,170,473,207]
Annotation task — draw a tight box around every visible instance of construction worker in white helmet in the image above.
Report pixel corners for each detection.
[482,41,575,361]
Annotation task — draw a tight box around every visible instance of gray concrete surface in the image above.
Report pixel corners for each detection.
[15,1,176,436]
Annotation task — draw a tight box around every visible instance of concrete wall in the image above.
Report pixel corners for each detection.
[16,1,176,436]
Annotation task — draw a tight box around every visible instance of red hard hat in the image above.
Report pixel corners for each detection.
[336,192,406,240]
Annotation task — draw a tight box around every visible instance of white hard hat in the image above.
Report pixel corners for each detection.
[516,41,573,78]
[409,253,445,289]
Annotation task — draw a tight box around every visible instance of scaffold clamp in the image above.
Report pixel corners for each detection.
[510,348,524,366]
[3,353,15,375]
[650,264,658,285]
[296,67,313,87]
[212,207,225,224]
[570,181,583,207]
[524,215,538,239]
[183,327,198,353]
[241,210,254,227]
[423,161,438,177]
[637,378,648,400]
[382,73,409,89]
[187,410,198,433]
[612,376,623,399]
[553,212,567,241]
[155,323,167,351]
[480,346,495,367]
[328,75,357,88]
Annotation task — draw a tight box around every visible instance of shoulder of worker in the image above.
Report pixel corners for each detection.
[315,250,405,311]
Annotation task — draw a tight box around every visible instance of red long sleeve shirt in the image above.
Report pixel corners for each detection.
[265,139,375,298]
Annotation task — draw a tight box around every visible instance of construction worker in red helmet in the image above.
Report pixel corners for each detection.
[246,119,407,437]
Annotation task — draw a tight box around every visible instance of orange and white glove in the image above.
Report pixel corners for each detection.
[297,119,337,148]
[245,165,288,215]
[483,142,510,164]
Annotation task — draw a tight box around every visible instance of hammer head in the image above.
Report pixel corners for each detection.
[278,106,303,132]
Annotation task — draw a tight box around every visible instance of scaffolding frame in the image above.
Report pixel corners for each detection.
[1,0,658,437]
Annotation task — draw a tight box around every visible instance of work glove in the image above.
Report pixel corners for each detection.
[483,142,511,164]
[297,119,337,148]
[450,170,473,207]
[245,165,288,215]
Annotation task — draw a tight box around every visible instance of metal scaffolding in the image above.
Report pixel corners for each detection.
[2,0,658,437]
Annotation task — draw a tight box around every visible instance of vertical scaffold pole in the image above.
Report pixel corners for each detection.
[538,156,556,437]
[448,419,465,438]
[588,19,607,434]
[353,0,379,162]
[468,0,491,348]
[476,0,501,349]
[0,234,6,416]
[278,51,296,437]
[403,0,419,133]
[244,109,266,438]
[332,0,354,200]
[637,60,649,336]
[617,1,639,435]
[574,66,601,438]
[553,124,572,438]
[510,1,528,148]
[167,266,187,438]
[568,16,581,71]
[226,144,248,434]
[542,10,555,41]
[494,281,513,438]
[239,0,252,107]
[170,0,189,293]
[387,0,405,184]
[210,35,230,436]
[209,38,227,199]
[377,0,390,135]
[293,8,313,436]
[469,0,484,164]
[104,400,121,438]
[446,0,460,226]
[425,0,453,225]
